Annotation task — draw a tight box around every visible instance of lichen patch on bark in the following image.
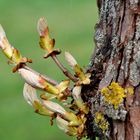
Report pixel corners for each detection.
[83,0,140,139]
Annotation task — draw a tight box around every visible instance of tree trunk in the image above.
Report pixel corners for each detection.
[82,0,140,140]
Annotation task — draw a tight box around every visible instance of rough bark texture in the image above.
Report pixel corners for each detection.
[82,0,140,140]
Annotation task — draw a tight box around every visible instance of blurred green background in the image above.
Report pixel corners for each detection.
[0,0,98,140]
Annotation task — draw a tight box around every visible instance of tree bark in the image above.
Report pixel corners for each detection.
[82,0,140,140]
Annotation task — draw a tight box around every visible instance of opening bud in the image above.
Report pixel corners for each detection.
[43,100,66,115]
[65,51,90,85]
[23,83,54,116]
[72,86,89,114]
[23,83,40,106]
[56,115,77,136]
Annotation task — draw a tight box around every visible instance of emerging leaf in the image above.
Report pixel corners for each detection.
[0,25,13,59]
[23,83,40,106]
[56,115,77,136]
[19,68,45,90]
[56,80,70,93]
[65,51,77,68]
[65,51,90,85]
[43,100,66,115]
[23,83,54,116]
[37,17,49,37]
[43,100,82,126]
[72,86,89,114]
[37,18,61,58]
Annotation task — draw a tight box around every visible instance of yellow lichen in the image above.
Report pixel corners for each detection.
[125,87,134,95]
[101,82,126,109]
[94,112,109,133]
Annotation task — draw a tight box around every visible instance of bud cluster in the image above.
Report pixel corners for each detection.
[0,18,91,139]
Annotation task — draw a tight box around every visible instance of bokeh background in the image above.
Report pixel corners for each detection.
[0,0,98,140]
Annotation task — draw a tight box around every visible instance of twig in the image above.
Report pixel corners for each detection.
[51,53,78,82]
